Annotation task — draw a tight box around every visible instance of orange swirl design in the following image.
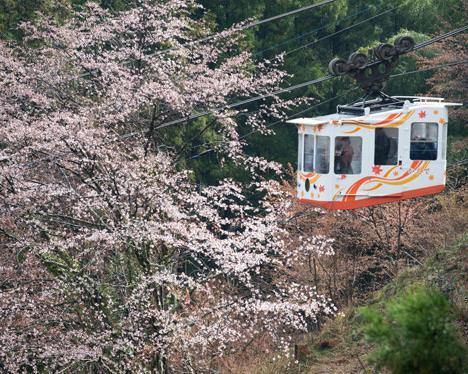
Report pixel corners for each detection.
[339,161,429,202]
[298,172,320,184]
[343,111,415,134]
[364,165,399,192]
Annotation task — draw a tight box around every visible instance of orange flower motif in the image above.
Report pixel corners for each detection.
[340,174,347,180]
[319,185,325,193]
[372,165,383,175]
[393,171,399,176]
[433,110,439,115]
[429,175,435,181]
[439,118,447,125]
[418,111,426,119]
[335,184,340,189]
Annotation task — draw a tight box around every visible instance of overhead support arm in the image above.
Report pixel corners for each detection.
[328,36,415,94]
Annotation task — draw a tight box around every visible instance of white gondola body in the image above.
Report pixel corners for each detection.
[288,97,461,210]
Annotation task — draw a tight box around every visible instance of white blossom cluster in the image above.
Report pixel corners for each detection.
[0,1,334,372]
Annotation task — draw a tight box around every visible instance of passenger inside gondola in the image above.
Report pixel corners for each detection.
[410,122,438,160]
[335,137,354,174]
[375,128,399,165]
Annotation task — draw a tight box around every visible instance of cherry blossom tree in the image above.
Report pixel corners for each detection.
[0,1,333,372]
[418,33,467,121]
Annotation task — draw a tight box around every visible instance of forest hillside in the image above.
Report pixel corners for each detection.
[0,0,466,373]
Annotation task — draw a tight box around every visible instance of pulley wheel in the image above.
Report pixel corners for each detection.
[374,43,395,60]
[348,52,368,68]
[394,36,415,53]
[328,58,348,76]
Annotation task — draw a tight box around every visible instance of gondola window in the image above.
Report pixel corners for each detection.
[298,134,304,170]
[410,122,438,160]
[316,136,330,174]
[334,136,362,174]
[374,128,399,165]
[304,134,314,172]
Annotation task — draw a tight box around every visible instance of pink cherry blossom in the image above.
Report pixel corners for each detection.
[0,1,332,372]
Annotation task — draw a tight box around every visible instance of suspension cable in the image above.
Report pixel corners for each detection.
[9,59,467,169]
[238,0,336,31]
[189,91,354,159]
[284,5,401,56]
[189,60,468,160]
[69,0,336,79]
[390,59,468,77]
[156,24,468,131]
[7,32,467,168]
[154,0,337,56]
[255,4,372,56]
[156,75,334,130]
[412,25,468,51]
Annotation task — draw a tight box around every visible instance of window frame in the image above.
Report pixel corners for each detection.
[315,135,330,174]
[374,128,399,166]
[410,122,439,161]
[303,133,315,172]
[334,136,363,175]
[441,123,447,161]
[298,133,304,171]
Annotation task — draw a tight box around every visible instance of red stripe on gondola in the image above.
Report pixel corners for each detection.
[299,185,445,210]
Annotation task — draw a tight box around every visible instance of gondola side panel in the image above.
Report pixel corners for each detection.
[295,103,449,210]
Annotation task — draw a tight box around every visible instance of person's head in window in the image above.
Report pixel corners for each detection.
[336,137,354,174]
[341,137,353,160]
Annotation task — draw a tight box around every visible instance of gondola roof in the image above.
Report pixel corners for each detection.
[287,97,461,126]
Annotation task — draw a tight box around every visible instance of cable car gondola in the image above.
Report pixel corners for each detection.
[289,38,462,210]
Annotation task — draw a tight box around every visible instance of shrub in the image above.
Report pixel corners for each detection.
[360,286,466,374]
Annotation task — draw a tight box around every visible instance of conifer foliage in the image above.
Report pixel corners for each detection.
[361,287,466,374]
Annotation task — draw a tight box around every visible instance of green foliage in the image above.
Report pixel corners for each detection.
[40,249,81,276]
[446,136,468,189]
[3,0,466,182]
[199,0,468,182]
[0,0,48,39]
[360,286,466,374]
[0,0,128,40]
